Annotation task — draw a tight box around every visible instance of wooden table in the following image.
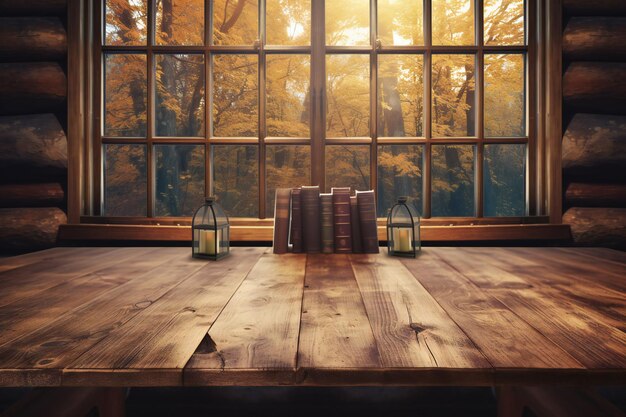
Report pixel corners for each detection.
[0,246,624,388]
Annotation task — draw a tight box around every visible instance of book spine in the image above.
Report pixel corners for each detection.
[301,186,321,253]
[320,193,334,254]
[350,195,363,253]
[273,188,291,254]
[290,188,302,253]
[332,188,352,253]
[357,190,379,253]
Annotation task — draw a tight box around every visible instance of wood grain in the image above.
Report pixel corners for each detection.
[185,252,306,385]
[401,251,584,370]
[350,254,489,369]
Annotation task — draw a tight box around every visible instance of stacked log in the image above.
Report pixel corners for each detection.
[0,1,67,253]
[562,5,626,249]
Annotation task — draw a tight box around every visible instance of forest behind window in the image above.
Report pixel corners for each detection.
[101,0,527,219]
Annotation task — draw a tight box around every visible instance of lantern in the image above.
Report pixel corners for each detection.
[387,196,420,257]
[192,197,230,260]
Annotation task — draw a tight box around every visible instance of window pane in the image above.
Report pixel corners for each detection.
[155,54,205,137]
[213,55,258,137]
[326,55,370,137]
[378,55,424,137]
[105,0,147,45]
[213,0,258,45]
[267,55,310,137]
[432,145,475,216]
[155,145,205,216]
[212,145,259,217]
[377,145,423,217]
[485,54,525,137]
[104,54,147,137]
[325,145,370,192]
[104,144,147,216]
[432,54,476,137]
[432,0,475,45]
[378,0,423,46]
[156,0,204,45]
[326,0,369,46]
[266,145,310,217]
[266,0,311,45]
[485,0,524,45]
[484,144,525,216]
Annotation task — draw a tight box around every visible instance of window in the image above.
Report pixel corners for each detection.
[97,0,530,220]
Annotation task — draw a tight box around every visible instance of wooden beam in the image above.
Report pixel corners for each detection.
[0,18,67,62]
[563,0,626,16]
[0,0,67,16]
[0,207,66,252]
[562,113,626,180]
[563,62,626,115]
[0,183,65,208]
[565,182,626,208]
[0,114,67,181]
[0,63,67,115]
[563,17,626,61]
[563,207,626,249]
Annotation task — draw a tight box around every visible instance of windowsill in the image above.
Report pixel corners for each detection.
[59,220,572,243]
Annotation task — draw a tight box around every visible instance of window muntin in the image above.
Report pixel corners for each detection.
[98,0,530,220]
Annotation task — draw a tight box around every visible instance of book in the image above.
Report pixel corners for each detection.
[356,190,379,253]
[289,187,303,253]
[320,193,334,254]
[301,185,321,253]
[331,187,352,253]
[272,188,291,254]
[350,195,363,253]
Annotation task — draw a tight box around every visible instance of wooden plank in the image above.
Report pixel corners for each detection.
[0,247,148,308]
[185,253,306,386]
[0,250,210,386]
[514,247,626,293]
[297,254,380,370]
[0,248,183,347]
[0,247,69,273]
[68,248,265,377]
[350,254,490,370]
[435,248,626,369]
[400,251,584,370]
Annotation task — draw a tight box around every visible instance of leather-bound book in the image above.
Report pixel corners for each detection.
[331,187,352,253]
[301,185,321,253]
[350,195,363,253]
[273,188,291,254]
[289,187,303,253]
[356,190,379,253]
[320,193,334,254]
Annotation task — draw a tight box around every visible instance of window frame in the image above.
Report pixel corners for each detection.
[65,0,566,241]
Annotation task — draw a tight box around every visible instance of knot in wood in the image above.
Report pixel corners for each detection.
[410,323,427,334]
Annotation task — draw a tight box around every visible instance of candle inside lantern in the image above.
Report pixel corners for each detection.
[393,228,411,252]
[198,229,221,255]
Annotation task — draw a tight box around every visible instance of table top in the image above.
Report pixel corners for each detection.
[0,246,624,387]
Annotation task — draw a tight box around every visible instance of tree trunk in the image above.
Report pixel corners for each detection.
[0,17,67,62]
[563,0,626,16]
[563,17,626,61]
[565,182,626,208]
[0,114,67,180]
[0,207,66,252]
[0,62,66,115]
[562,113,626,180]
[563,207,626,250]
[563,62,626,114]
[0,0,67,16]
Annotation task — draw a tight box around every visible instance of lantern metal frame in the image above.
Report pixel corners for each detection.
[386,197,421,258]
[192,197,230,260]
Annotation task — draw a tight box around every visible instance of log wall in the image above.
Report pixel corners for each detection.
[562,2,626,249]
[0,2,68,253]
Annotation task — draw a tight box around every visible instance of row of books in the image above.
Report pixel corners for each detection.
[273,186,379,254]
